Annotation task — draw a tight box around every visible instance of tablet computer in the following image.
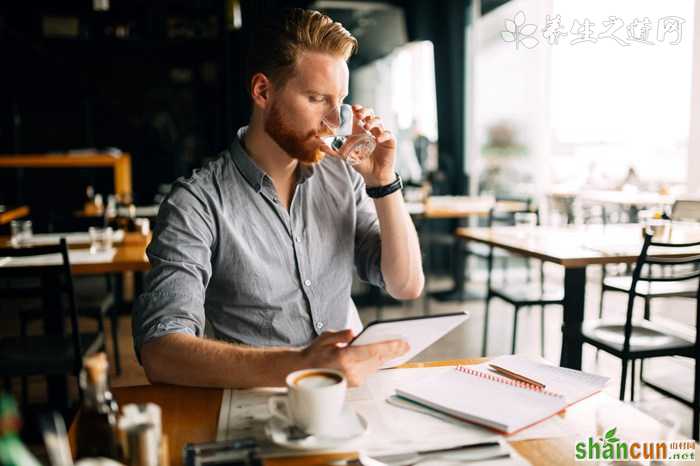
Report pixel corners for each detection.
[350,311,470,369]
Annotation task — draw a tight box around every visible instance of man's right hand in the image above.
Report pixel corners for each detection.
[300,330,410,386]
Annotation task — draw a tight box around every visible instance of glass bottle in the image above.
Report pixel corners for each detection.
[75,353,121,460]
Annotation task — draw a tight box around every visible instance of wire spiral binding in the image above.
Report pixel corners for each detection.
[455,365,564,399]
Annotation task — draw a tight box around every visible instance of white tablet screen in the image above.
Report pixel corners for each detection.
[350,312,470,368]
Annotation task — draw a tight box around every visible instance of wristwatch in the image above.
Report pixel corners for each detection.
[366,173,403,198]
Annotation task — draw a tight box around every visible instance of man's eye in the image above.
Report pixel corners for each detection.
[309,96,325,103]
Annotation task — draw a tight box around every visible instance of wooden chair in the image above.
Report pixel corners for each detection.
[18,275,121,374]
[0,239,103,408]
[481,207,564,357]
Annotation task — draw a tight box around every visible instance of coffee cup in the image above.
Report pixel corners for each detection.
[268,368,347,436]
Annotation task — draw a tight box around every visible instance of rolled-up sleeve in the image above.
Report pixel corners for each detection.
[352,170,384,288]
[132,184,215,362]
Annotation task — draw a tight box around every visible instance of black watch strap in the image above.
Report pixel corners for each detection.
[366,173,403,198]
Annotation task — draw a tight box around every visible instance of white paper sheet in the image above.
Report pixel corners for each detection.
[472,354,610,405]
[217,367,498,456]
[16,229,125,246]
[0,249,117,267]
[352,313,469,368]
[216,365,582,458]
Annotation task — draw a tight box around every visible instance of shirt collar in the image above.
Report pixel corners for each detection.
[230,126,267,193]
[230,126,317,191]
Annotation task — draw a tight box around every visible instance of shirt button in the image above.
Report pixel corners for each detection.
[295,235,301,242]
[304,279,311,287]
[316,321,324,329]
[272,197,279,204]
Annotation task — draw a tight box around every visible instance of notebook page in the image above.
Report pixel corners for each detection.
[395,367,566,434]
[486,355,609,405]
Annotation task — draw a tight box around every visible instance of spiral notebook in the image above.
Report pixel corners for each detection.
[395,365,568,434]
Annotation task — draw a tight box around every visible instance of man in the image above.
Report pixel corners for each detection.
[133,8,424,388]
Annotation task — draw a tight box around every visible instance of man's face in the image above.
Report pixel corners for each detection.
[263,51,349,165]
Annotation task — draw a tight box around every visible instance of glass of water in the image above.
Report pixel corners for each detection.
[89,226,113,254]
[321,104,376,165]
[10,220,33,247]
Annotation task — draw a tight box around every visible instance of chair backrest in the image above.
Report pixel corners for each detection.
[485,199,540,285]
[487,197,539,227]
[0,239,82,375]
[620,232,700,352]
[671,199,700,222]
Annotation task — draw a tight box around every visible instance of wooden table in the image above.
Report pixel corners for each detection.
[0,232,150,275]
[72,358,680,466]
[75,204,161,220]
[549,189,677,223]
[0,205,30,225]
[0,152,133,200]
[579,190,676,209]
[455,224,700,370]
[408,196,495,219]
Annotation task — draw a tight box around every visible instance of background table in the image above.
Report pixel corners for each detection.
[70,358,679,466]
[0,152,133,200]
[0,205,30,225]
[455,224,700,370]
[0,231,150,275]
[548,189,677,224]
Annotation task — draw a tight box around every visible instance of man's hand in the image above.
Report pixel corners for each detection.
[301,330,410,386]
[349,104,397,188]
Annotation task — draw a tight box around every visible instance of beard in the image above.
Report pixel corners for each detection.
[264,101,333,165]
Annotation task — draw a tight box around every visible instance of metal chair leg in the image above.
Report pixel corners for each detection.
[630,359,636,402]
[481,293,492,357]
[620,359,629,401]
[97,313,107,352]
[110,307,122,375]
[511,305,520,355]
[540,305,546,357]
[693,353,699,440]
[643,297,651,320]
[596,276,606,362]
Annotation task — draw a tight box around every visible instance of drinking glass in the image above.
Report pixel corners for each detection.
[321,104,376,165]
[89,227,114,254]
[10,220,33,247]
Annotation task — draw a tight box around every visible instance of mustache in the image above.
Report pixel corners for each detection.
[314,125,335,138]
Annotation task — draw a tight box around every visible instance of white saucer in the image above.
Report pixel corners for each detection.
[266,406,368,451]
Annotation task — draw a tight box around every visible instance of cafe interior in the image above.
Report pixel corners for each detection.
[1,0,699,464]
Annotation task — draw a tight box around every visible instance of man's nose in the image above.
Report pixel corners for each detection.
[323,106,342,129]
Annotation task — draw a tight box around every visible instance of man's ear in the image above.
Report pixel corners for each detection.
[250,73,272,109]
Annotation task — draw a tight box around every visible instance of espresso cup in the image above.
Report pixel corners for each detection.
[268,368,347,436]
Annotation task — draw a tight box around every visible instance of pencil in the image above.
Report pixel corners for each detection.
[489,364,546,389]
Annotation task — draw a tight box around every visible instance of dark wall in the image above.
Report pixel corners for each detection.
[0,0,249,224]
[0,0,471,230]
